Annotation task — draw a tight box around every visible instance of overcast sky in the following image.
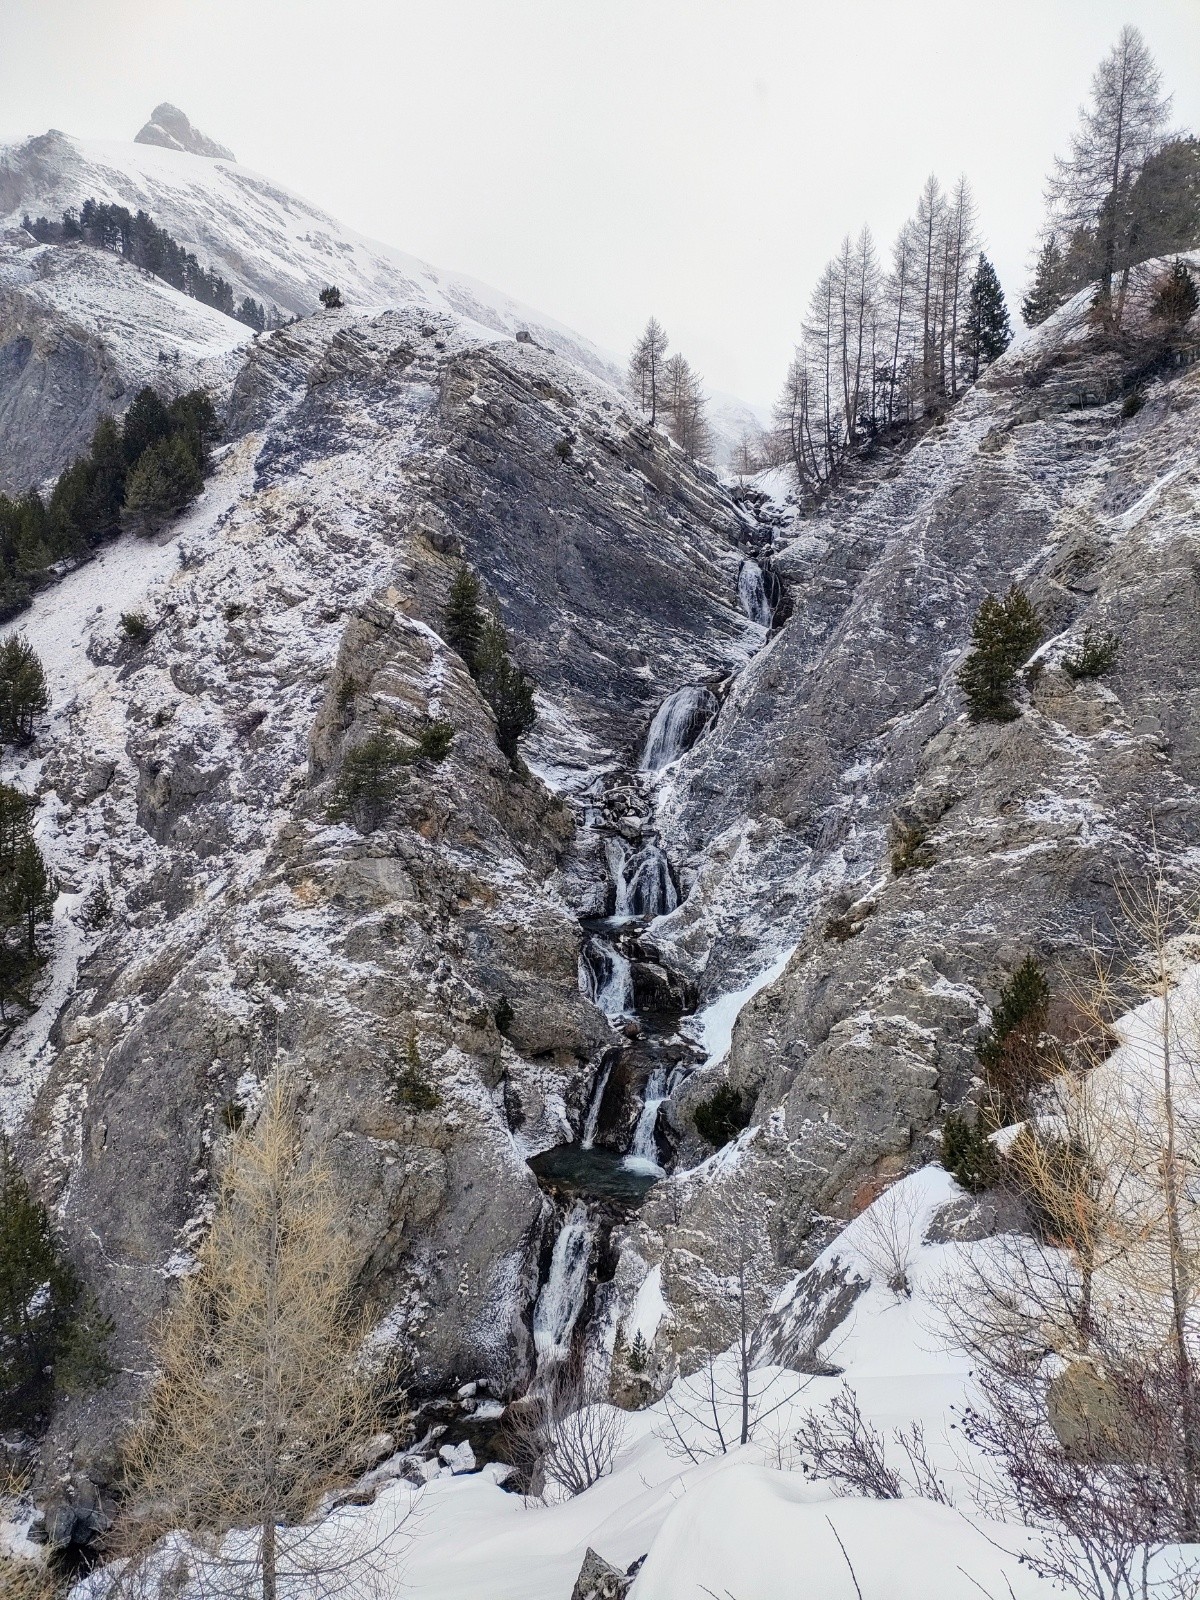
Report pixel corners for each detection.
[3,0,1199,408]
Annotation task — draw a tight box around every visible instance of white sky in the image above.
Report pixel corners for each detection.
[3,0,1199,408]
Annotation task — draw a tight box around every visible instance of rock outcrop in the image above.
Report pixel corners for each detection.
[133,104,236,162]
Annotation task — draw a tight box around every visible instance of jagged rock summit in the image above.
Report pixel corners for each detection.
[133,102,235,162]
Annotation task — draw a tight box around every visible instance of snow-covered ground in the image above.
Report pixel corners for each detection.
[59,1167,1045,1599]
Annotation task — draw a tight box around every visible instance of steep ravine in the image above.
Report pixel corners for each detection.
[522,537,785,1388]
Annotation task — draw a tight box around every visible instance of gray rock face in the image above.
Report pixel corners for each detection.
[5,303,762,1493]
[635,304,1200,1361]
[133,104,236,162]
[0,234,250,489]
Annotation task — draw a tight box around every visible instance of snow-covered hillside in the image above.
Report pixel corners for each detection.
[0,123,765,468]
[0,129,622,384]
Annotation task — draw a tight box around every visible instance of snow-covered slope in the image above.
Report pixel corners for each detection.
[0,129,623,386]
[0,235,255,491]
[0,124,763,467]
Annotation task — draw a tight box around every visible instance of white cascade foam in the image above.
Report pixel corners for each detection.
[640,686,718,772]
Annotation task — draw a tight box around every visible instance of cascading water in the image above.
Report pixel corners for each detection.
[615,844,678,920]
[624,1065,668,1175]
[640,685,719,772]
[737,558,776,627]
[532,1201,593,1370]
[580,1054,615,1149]
[579,937,634,1019]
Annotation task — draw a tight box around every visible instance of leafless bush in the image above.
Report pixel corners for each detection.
[854,1180,920,1298]
[941,860,1200,1600]
[795,1385,954,1505]
[501,1355,626,1501]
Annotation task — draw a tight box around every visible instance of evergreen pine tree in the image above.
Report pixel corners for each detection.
[959,254,1013,380]
[0,783,31,869]
[319,285,344,309]
[84,415,128,542]
[329,731,410,831]
[475,616,536,764]
[123,435,203,535]
[0,635,49,744]
[0,1136,82,1426]
[7,834,53,955]
[121,386,172,465]
[1022,235,1068,326]
[443,567,484,671]
[629,1331,649,1374]
[1150,260,1199,326]
[957,586,1042,722]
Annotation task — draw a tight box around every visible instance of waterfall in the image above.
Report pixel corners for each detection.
[624,1065,667,1175]
[737,559,775,627]
[533,1202,592,1368]
[640,686,719,772]
[579,937,633,1019]
[614,844,678,920]
[605,837,631,917]
[581,1054,615,1149]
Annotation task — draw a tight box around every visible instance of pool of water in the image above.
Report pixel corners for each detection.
[528,1143,660,1205]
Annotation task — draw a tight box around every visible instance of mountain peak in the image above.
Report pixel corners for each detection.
[133,102,235,161]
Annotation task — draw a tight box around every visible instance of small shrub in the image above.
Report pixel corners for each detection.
[940,1112,999,1193]
[693,1083,751,1149]
[554,437,573,462]
[1062,626,1119,680]
[824,910,861,943]
[319,285,344,310]
[120,610,150,644]
[81,881,111,930]
[889,818,933,876]
[416,719,454,761]
[390,1031,440,1111]
[0,1553,57,1600]
[957,586,1042,722]
[223,601,245,621]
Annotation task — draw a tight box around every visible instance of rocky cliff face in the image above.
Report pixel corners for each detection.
[1,164,1197,1524]
[1,300,766,1491]
[626,294,1200,1367]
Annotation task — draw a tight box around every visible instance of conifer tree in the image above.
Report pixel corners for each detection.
[122,434,203,535]
[628,318,669,423]
[959,254,1012,380]
[123,1077,391,1600]
[0,783,31,869]
[1022,235,1068,327]
[475,616,536,764]
[7,834,53,956]
[0,1137,83,1426]
[443,566,484,671]
[1045,26,1171,326]
[1150,260,1199,326]
[319,285,344,309]
[0,635,48,745]
[121,386,173,466]
[957,586,1042,722]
